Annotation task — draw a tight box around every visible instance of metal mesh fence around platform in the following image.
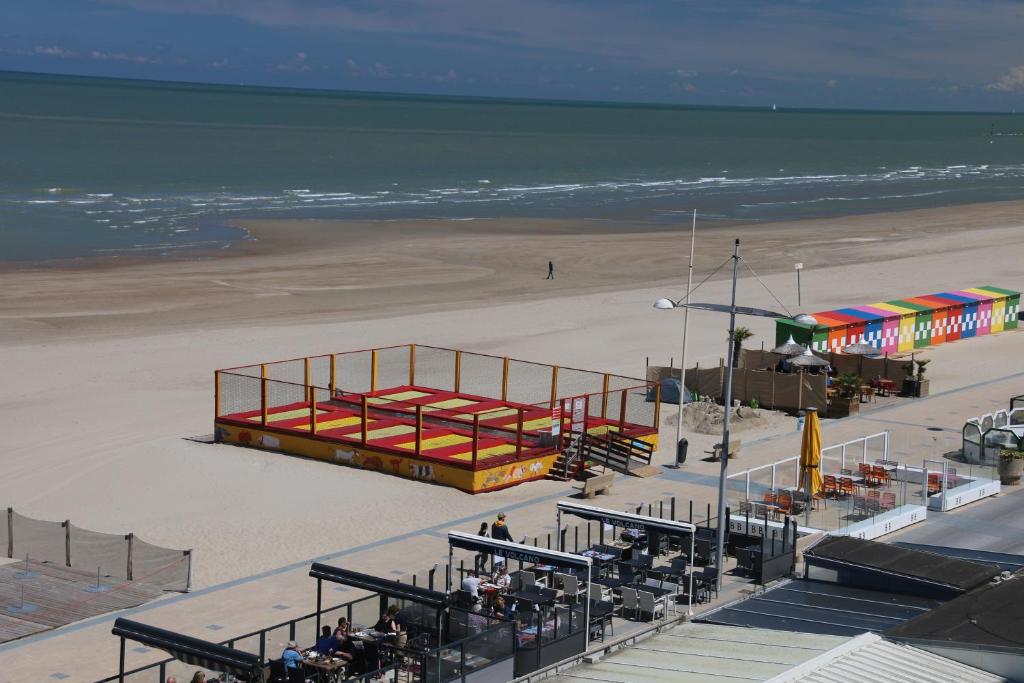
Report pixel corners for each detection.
[505,358,554,406]
[457,350,505,398]
[336,349,373,393]
[4,509,191,592]
[412,346,457,392]
[376,344,413,390]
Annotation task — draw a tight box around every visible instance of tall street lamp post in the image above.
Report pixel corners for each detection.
[655,239,817,579]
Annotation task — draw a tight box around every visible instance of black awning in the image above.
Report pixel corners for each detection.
[447,531,590,571]
[309,563,451,608]
[112,618,262,679]
[557,501,696,539]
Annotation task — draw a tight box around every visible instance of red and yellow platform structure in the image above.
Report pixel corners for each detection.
[214,345,659,493]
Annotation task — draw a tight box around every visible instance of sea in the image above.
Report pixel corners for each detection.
[2,70,1023,262]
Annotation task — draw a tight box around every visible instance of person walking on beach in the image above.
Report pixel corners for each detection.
[475,522,489,573]
[546,261,555,280]
[491,512,514,542]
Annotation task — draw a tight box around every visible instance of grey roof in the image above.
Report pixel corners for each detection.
[698,579,939,637]
[547,623,846,683]
[806,536,998,592]
[886,572,1024,651]
[767,632,1009,683]
[892,542,1024,573]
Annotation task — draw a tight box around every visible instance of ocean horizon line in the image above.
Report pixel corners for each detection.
[2,68,1020,118]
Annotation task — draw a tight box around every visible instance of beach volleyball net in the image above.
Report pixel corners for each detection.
[215,344,658,468]
[2,508,191,592]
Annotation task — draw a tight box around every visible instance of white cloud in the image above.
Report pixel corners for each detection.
[90,50,158,64]
[675,68,698,78]
[34,46,77,58]
[985,65,1024,92]
[270,51,311,73]
[826,79,838,88]
[345,57,359,75]
[367,62,391,77]
[209,58,230,69]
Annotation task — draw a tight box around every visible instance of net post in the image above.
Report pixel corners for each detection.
[454,351,462,393]
[8,508,14,558]
[550,366,559,409]
[309,386,317,435]
[304,357,311,392]
[261,377,268,427]
[472,414,480,466]
[653,382,662,427]
[409,344,417,386]
[415,405,423,455]
[601,373,610,418]
[502,357,510,401]
[214,370,221,419]
[371,349,379,392]
[619,389,628,428]
[516,407,524,457]
[361,395,369,445]
[330,354,337,395]
[126,533,134,581]
[64,520,70,567]
[185,549,193,592]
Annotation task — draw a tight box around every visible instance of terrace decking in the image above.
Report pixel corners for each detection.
[214,346,658,493]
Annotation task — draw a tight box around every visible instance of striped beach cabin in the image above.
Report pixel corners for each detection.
[775,286,1020,354]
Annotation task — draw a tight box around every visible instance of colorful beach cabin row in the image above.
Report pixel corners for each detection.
[775,286,1020,354]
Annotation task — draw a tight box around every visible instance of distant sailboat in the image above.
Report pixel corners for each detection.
[772,103,777,111]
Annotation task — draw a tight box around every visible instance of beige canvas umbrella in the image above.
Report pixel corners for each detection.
[773,335,806,356]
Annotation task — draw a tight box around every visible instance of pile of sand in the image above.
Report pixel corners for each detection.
[679,401,791,435]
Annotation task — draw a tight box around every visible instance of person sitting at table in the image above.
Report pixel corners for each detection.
[494,566,511,591]
[461,569,482,601]
[316,625,339,655]
[374,604,403,635]
[281,641,303,671]
[334,616,350,640]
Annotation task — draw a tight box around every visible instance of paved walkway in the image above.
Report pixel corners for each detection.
[1,369,1020,681]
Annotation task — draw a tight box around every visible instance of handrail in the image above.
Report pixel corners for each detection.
[94,594,378,683]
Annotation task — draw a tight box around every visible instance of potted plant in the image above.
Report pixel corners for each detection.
[900,361,917,397]
[914,359,931,397]
[999,449,1024,486]
[829,372,862,418]
[728,326,754,368]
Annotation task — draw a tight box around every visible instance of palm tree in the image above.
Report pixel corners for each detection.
[728,326,755,367]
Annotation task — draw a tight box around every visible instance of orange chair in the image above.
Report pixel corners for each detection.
[839,477,856,498]
[927,473,942,496]
[881,492,897,510]
[872,465,891,487]
[823,475,838,499]
[777,493,794,516]
[858,463,873,485]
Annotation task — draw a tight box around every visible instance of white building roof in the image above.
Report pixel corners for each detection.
[547,625,1007,683]
[547,623,847,683]
[769,632,1009,683]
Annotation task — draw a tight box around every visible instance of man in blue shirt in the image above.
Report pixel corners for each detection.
[282,640,303,670]
[315,626,338,655]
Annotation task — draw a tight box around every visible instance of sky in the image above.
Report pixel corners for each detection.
[2,0,1024,111]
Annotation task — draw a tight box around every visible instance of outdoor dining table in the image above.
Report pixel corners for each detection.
[873,378,897,396]
[510,588,558,608]
[301,651,347,683]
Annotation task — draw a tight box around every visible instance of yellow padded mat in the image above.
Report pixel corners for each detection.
[395,433,473,450]
[422,398,478,410]
[366,424,417,439]
[372,390,431,402]
[248,407,327,423]
[448,443,518,461]
[296,415,364,432]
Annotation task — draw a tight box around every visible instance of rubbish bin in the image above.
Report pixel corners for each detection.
[675,437,688,467]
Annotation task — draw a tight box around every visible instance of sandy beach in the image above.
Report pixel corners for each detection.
[1,200,1023,679]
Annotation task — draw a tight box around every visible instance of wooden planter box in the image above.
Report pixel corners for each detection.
[829,397,860,418]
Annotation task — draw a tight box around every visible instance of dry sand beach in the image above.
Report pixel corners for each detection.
[1,201,1024,679]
